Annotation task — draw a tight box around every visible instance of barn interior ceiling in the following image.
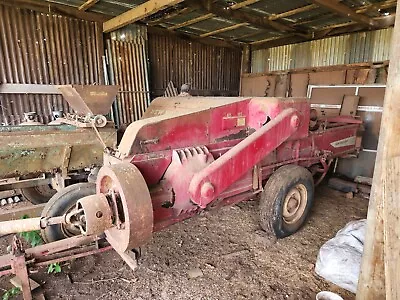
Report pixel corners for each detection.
[4,0,397,49]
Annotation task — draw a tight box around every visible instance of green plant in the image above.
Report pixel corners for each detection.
[2,287,20,300]
[47,263,62,274]
[19,215,43,247]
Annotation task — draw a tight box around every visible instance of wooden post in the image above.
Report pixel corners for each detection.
[241,45,251,74]
[357,0,400,298]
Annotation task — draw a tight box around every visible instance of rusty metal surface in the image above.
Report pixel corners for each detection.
[0,4,104,125]
[251,28,393,73]
[0,124,116,178]
[148,32,241,97]
[58,85,119,116]
[97,163,153,251]
[106,37,150,125]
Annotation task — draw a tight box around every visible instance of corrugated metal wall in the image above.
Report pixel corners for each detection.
[106,36,150,126]
[148,33,242,97]
[0,4,103,125]
[252,28,393,73]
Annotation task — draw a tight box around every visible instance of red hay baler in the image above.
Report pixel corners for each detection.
[0,96,362,298]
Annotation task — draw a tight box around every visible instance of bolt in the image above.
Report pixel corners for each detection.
[291,115,300,128]
[201,182,214,199]
[96,211,103,218]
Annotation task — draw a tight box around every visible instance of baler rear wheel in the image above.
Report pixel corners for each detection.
[259,165,314,238]
[19,184,57,204]
[41,182,96,243]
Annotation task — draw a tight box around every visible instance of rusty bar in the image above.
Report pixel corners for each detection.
[0,217,42,236]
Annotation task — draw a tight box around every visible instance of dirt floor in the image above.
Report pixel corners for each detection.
[0,185,368,300]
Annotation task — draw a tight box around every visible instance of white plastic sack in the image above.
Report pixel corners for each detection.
[315,219,366,293]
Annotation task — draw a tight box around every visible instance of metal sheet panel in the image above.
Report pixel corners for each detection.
[0,4,104,125]
[251,28,393,72]
[148,32,241,97]
[106,36,150,125]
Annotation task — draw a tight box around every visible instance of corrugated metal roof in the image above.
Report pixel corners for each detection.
[251,27,393,73]
[41,0,396,48]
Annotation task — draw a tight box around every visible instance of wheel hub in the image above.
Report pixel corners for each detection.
[282,184,307,224]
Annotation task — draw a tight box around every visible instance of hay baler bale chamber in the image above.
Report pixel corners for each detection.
[0,96,362,299]
[0,85,118,205]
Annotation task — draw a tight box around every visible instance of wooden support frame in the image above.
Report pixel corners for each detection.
[311,0,378,27]
[200,22,249,38]
[357,1,400,298]
[269,4,319,21]
[356,0,397,14]
[103,0,184,33]
[168,13,215,30]
[78,0,99,11]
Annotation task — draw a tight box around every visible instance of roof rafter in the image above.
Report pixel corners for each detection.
[269,4,319,21]
[78,0,99,11]
[188,0,309,38]
[147,7,195,25]
[310,0,378,28]
[167,0,260,31]
[168,13,215,30]
[356,0,397,14]
[103,0,184,33]
[200,22,249,37]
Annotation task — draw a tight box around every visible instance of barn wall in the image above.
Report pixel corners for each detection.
[251,28,393,73]
[105,25,150,127]
[0,4,104,125]
[148,32,242,97]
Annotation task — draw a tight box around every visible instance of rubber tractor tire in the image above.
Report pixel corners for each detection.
[259,164,314,238]
[41,182,95,243]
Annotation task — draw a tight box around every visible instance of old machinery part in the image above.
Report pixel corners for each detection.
[96,163,154,253]
[57,85,119,116]
[41,183,96,243]
[74,194,113,236]
[162,146,215,214]
[189,108,302,208]
[259,165,314,238]
[20,112,43,126]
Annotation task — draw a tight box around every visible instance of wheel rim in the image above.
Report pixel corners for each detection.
[282,184,307,224]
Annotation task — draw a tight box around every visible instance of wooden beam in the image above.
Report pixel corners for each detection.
[356,0,397,14]
[103,0,184,33]
[311,0,378,27]
[269,4,319,21]
[228,0,260,10]
[200,22,249,38]
[147,26,242,49]
[190,0,307,35]
[357,1,400,299]
[147,7,194,25]
[168,13,215,30]
[2,0,109,22]
[78,0,99,11]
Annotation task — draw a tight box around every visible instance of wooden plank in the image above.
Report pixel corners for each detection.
[340,95,360,116]
[269,4,319,21]
[78,0,100,11]
[228,0,260,10]
[357,1,400,299]
[103,0,184,33]
[0,84,62,94]
[200,22,249,38]
[168,13,215,30]
[147,7,194,25]
[0,204,45,221]
[311,0,378,27]
[356,0,397,14]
